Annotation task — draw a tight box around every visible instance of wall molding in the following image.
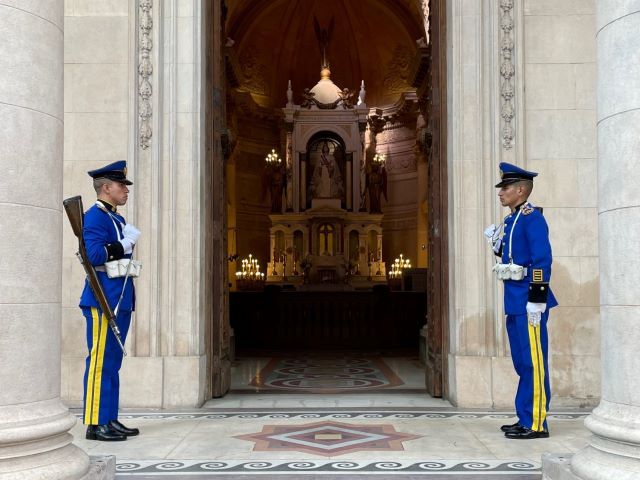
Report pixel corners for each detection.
[139,0,153,149]
[499,0,515,150]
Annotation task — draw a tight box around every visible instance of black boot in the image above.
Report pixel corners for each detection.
[86,424,127,441]
[505,426,550,439]
[108,419,140,436]
[500,422,522,433]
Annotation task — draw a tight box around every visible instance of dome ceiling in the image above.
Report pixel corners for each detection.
[225,0,425,108]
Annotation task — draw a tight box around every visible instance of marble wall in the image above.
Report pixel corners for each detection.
[522,0,599,406]
[447,0,600,407]
[61,0,208,408]
[62,0,132,403]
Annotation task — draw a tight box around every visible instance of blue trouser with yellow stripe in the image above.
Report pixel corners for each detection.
[506,312,550,432]
[82,307,131,426]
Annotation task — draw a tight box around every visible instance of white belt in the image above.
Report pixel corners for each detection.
[492,263,527,281]
[96,259,141,278]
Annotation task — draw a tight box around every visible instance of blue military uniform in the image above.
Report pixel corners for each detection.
[495,163,557,434]
[80,161,135,427]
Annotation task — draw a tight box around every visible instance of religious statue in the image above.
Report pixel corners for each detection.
[367,161,387,213]
[309,141,344,200]
[264,163,286,213]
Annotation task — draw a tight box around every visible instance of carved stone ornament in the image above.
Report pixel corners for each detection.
[383,45,413,94]
[239,46,267,95]
[139,0,153,149]
[300,88,356,110]
[138,0,153,148]
[499,0,515,149]
[420,0,430,44]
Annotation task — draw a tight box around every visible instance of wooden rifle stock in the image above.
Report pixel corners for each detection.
[63,196,127,355]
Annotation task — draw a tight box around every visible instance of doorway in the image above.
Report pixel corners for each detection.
[203,0,448,399]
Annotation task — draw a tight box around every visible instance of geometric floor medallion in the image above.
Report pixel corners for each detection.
[249,356,404,393]
[234,421,421,456]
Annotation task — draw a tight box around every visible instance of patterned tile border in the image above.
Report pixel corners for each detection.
[116,459,540,475]
[72,410,588,421]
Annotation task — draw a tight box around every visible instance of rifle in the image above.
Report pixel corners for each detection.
[63,196,127,355]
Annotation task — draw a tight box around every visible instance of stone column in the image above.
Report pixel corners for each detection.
[0,1,89,478]
[563,2,640,478]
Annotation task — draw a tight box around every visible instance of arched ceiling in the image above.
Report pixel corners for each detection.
[226,0,425,108]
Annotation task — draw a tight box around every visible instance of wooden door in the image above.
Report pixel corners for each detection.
[412,0,448,398]
[205,0,232,398]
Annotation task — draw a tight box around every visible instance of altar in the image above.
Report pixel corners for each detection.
[265,65,387,287]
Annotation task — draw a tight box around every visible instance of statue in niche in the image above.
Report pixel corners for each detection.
[309,141,344,200]
[367,161,387,214]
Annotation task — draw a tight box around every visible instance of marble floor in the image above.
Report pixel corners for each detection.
[70,355,591,479]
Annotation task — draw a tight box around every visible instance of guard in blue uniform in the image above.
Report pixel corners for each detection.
[486,162,558,440]
[80,161,141,441]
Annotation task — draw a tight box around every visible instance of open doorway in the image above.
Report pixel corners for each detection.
[203,0,447,399]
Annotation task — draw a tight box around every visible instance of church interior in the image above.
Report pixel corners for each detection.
[215,0,438,402]
[221,0,438,394]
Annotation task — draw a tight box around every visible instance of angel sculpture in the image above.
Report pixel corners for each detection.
[338,88,356,109]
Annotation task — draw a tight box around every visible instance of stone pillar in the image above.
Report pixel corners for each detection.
[0,1,89,478]
[554,2,640,479]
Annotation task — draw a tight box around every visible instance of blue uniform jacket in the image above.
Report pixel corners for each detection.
[79,202,135,312]
[501,203,558,315]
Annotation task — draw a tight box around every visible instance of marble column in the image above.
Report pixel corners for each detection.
[564,2,640,478]
[0,1,89,478]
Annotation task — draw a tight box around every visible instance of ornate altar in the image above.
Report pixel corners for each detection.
[266,65,386,287]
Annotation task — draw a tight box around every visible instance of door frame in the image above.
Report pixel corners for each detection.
[203,0,449,400]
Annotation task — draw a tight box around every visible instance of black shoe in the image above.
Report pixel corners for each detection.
[86,424,127,441]
[505,427,550,439]
[500,422,521,433]
[108,419,140,437]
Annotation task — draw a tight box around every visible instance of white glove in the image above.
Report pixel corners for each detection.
[120,238,134,255]
[483,224,499,241]
[122,224,141,244]
[526,302,546,327]
[484,224,502,254]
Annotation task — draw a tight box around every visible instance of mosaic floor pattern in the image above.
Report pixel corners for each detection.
[235,420,421,456]
[248,356,406,393]
[69,403,591,479]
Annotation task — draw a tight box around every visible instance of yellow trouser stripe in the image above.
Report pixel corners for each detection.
[84,308,108,425]
[528,323,547,431]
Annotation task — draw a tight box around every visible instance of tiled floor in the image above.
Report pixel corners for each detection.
[70,355,591,478]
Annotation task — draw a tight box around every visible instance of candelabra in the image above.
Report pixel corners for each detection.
[265,148,282,166]
[388,253,411,290]
[372,152,386,166]
[235,254,265,291]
